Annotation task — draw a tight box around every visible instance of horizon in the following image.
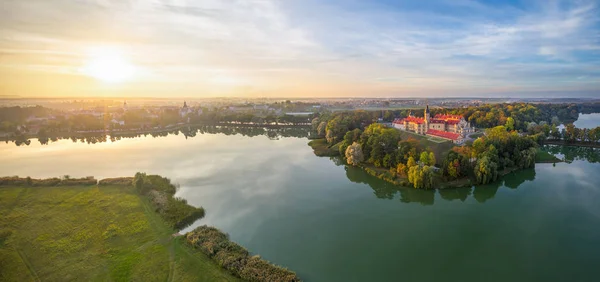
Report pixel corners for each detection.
[1,0,599,98]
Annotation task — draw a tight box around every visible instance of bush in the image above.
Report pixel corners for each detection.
[136,173,204,230]
[60,177,97,186]
[0,176,94,187]
[98,177,134,186]
[186,226,300,282]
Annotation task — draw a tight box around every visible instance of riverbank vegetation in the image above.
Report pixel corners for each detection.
[186,226,300,282]
[0,174,299,281]
[308,138,340,157]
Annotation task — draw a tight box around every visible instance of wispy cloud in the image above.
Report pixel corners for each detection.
[0,0,599,97]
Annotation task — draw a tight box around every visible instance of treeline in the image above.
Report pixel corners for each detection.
[132,173,205,230]
[369,102,596,132]
[440,103,582,131]
[191,110,312,126]
[550,124,600,144]
[4,125,312,146]
[186,226,300,282]
[0,175,97,186]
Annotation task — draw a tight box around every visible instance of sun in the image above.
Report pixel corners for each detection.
[82,47,136,83]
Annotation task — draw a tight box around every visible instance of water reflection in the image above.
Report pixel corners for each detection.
[345,164,538,205]
[543,145,600,163]
[5,125,311,146]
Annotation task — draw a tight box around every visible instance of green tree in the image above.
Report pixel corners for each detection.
[407,165,434,189]
[428,152,436,166]
[505,117,515,131]
[474,156,498,185]
[407,156,417,168]
[419,151,429,165]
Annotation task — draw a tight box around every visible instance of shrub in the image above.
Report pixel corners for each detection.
[60,177,97,186]
[98,177,133,186]
[138,173,204,230]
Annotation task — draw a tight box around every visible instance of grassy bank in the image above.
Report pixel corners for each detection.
[308,138,340,156]
[535,148,562,163]
[0,184,240,282]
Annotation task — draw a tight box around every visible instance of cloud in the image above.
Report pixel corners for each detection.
[0,0,599,97]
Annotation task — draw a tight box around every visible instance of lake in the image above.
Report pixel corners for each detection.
[2,128,600,282]
[574,113,600,129]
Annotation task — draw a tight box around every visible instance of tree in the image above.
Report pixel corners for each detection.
[474,156,498,185]
[472,137,487,157]
[428,152,436,166]
[397,163,408,176]
[408,165,434,189]
[317,122,327,136]
[419,151,429,165]
[345,142,364,166]
[505,117,515,131]
[407,156,417,168]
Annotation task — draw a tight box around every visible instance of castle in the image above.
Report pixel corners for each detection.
[392,105,473,144]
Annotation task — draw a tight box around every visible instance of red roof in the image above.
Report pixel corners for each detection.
[426,129,461,141]
[404,116,425,124]
[434,114,462,120]
[392,118,405,124]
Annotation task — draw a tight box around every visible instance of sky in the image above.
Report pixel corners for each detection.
[0,0,599,98]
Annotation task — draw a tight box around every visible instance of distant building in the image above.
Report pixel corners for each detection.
[392,105,472,144]
[180,101,193,117]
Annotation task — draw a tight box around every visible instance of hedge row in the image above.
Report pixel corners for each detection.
[98,177,133,186]
[186,226,300,282]
[0,176,97,187]
[135,173,204,230]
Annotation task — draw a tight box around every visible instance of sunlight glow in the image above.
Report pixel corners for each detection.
[82,47,136,83]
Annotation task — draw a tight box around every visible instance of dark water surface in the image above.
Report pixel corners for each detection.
[1,130,600,282]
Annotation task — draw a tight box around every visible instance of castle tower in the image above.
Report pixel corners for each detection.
[424,104,430,123]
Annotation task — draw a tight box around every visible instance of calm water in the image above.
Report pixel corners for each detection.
[2,130,600,282]
[574,113,600,129]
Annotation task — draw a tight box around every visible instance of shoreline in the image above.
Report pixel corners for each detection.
[0,122,311,142]
[308,140,563,190]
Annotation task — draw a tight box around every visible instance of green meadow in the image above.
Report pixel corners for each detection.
[0,185,241,282]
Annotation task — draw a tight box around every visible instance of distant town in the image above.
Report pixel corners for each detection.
[1,97,599,138]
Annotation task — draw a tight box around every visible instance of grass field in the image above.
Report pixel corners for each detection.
[0,185,241,282]
[396,130,455,165]
[308,138,340,157]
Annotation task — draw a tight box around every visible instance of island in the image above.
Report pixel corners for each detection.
[0,174,300,282]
